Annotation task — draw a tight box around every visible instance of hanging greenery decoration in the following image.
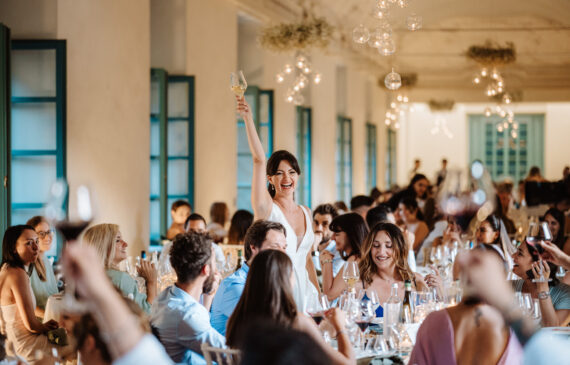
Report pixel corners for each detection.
[258,16,334,52]
[466,41,516,66]
[428,99,455,111]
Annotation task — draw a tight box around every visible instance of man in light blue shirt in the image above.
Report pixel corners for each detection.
[210,220,287,335]
[314,204,343,276]
[151,233,225,364]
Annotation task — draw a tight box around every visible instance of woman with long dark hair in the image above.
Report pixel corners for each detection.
[226,250,354,365]
[0,226,65,362]
[320,213,368,300]
[388,174,435,229]
[227,210,254,245]
[237,96,319,308]
[543,208,569,252]
[475,214,516,265]
[359,223,441,317]
[397,197,429,253]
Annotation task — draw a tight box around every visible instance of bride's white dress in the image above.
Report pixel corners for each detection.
[268,203,318,309]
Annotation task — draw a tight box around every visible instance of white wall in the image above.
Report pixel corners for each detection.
[398,102,570,185]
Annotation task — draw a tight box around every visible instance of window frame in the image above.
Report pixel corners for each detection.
[0,24,10,235]
[386,128,397,188]
[365,122,377,193]
[10,39,67,227]
[336,115,352,203]
[296,106,312,208]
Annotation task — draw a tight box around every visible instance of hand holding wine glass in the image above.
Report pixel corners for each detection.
[343,261,360,293]
[230,70,247,97]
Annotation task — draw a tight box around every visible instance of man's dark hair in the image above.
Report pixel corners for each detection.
[184,213,207,231]
[244,220,286,261]
[312,204,338,219]
[171,199,192,212]
[366,204,392,230]
[350,195,374,211]
[169,232,212,283]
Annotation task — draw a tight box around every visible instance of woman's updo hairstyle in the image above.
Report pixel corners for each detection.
[266,150,301,197]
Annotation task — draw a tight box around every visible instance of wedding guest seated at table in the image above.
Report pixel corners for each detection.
[365,204,396,230]
[397,197,429,253]
[26,216,59,317]
[494,182,517,235]
[73,295,150,365]
[0,225,62,362]
[511,239,570,326]
[350,195,374,221]
[542,207,570,284]
[151,232,223,364]
[185,214,225,270]
[409,248,523,365]
[359,223,440,317]
[320,213,369,301]
[83,224,157,314]
[227,210,254,245]
[313,204,343,276]
[206,202,229,243]
[226,250,355,365]
[431,216,461,250]
[166,200,192,240]
[387,174,434,227]
[475,214,516,263]
[210,220,287,335]
[239,321,333,365]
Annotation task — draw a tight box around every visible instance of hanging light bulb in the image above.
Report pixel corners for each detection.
[275,73,285,83]
[313,72,322,84]
[512,122,519,130]
[378,0,389,9]
[484,107,492,117]
[293,84,300,92]
[503,93,511,104]
[286,89,295,103]
[372,7,389,20]
[495,105,503,114]
[352,24,370,44]
[381,25,393,40]
[508,115,514,123]
[295,54,307,69]
[396,94,403,102]
[379,38,396,56]
[384,68,402,90]
[473,75,481,84]
[398,0,409,8]
[491,68,500,80]
[297,75,308,89]
[486,85,494,97]
[500,109,507,118]
[385,118,391,125]
[368,28,384,48]
[497,125,504,132]
[391,101,397,108]
[283,64,293,74]
[406,14,422,31]
[302,65,311,74]
[511,130,518,139]
[385,111,392,118]
[497,79,504,87]
[403,96,409,103]
[480,68,488,77]
[507,110,514,117]
[496,85,503,93]
[390,113,397,121]
[394,122,401,129]
[503,121,509,129]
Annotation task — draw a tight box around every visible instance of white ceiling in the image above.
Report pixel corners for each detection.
[234,0,570,101]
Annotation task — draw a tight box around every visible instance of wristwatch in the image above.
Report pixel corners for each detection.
[538,291,550,300]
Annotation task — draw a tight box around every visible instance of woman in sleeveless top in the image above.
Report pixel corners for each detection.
[0,225,61,363]
[359,223,441,317]
[236,96,319,309]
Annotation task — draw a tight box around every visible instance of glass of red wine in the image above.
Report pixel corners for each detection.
[526,220,552,283]
[356,299,375,351]
[437,160,496,240]
[306,294,330,325]
[45,179,94,313]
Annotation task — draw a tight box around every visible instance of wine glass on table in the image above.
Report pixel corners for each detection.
[355,299,375,351]
[45,179,94,313]
[343,261,360,294]
[230,70,247,98]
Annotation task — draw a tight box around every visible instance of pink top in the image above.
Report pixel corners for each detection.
[409,309,523,365]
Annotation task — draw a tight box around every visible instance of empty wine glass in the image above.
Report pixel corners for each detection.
[45,179,94,314]
[230,70,247,98]
[343,261,360,293]
[367,289,381,311]
[532,298,542,325]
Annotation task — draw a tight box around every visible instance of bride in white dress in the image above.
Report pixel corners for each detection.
[237,96,319,309]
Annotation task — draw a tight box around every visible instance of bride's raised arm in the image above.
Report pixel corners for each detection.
[236,96,273,219]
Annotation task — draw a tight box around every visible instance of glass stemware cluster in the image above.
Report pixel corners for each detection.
[274,52,321,106]
[352,0,422,56]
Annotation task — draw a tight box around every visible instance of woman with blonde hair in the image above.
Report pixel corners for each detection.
[25,216,58,317]
[82,224,157,313]
[359,222,441,317]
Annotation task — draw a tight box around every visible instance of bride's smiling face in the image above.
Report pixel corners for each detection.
[268,160,299,195]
